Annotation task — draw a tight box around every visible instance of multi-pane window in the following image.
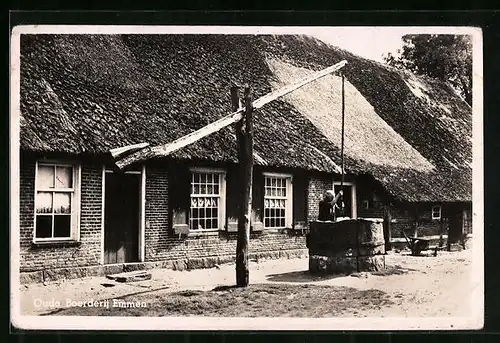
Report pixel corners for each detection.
[264,174,291,228]
[190,171,223,230]
[34,163,80,241]
[432,205,442,220]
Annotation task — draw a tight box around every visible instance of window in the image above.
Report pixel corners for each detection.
[34,162,81,241]
[190,170,225,231]
[264,173,292,229]
[432,205,441,220]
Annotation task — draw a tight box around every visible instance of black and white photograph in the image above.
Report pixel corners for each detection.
[10,25,483,331]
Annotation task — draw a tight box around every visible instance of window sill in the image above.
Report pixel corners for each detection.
[31,240,81,248]
[187,230,220,237]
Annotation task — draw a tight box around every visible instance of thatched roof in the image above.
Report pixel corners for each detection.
[19,34,472,202]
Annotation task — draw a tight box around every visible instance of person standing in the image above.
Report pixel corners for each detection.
[318,190,343,221]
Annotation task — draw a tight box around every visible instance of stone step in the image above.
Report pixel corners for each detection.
[106,270,152,283]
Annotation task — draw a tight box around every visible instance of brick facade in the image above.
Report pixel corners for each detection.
[19,156,103,273]
[307,173,333,222]
[144,167,171,261]
[18,157,308,283]
[17,156,472,283]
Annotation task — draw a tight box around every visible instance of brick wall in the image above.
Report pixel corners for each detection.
[144,164,307,262]
[143,231,306,263]
[144,167,170,261]
[307,173,333,222]
[20,157,471,281]
[19,157,103,272]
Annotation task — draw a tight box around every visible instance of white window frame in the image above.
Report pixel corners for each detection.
[432,205,442,220]
[33,161,81,243]
[263,172,293,229]
[332,180,357,219]
[189,167,226,231]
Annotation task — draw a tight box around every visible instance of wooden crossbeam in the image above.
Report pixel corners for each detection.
[115,109,245,169]
[110,142,150,159]
[252,60,348,109]
[114,60,348,169]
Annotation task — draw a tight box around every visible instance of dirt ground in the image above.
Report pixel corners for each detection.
[18,249,475,317]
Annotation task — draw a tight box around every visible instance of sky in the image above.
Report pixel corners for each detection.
[303,27,477,63]
[311,27,406,63]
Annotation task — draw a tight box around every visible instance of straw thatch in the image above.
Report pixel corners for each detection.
[19,34,472,202]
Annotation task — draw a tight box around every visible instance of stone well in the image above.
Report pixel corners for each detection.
[307,218,386,274]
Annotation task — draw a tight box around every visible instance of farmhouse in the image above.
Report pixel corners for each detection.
[17,34,472,283]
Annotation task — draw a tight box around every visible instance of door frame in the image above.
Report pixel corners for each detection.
[100,165,146,265]
[333,180,357,219]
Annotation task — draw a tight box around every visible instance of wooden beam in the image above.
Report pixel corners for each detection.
[252,60,348,109]
[109,142,150,159]
[115,146,153,170]
[115,109,244,170]
[383,204,392,251]
[235,85,253,287]
[115,60,348,169]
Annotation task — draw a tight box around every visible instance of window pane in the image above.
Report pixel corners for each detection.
[200,184,206,194]
[280,218,285,227]
[214,185,219,195]
[38,165,54,189]
[36,192,53,213]
[212,219,219,229]
[55,166,73,188]
[54,193,71,214]
[191,219,199,230]
[207,184,213,194]
[54,215,71,237]
[36,215,52,238]
[271,178,276,186]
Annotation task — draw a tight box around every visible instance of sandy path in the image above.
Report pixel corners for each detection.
[18,249,473,317]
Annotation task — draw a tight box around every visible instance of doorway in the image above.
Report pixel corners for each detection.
[104,171,141,264]
[333,182,357,219]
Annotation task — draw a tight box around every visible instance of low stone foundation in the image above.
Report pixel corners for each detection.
[19,248,308,284]
[307,219,386,274]
[309,255,385,274]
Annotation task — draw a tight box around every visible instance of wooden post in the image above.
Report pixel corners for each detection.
[235,85,253,287]
[439,206,445,248]
[383,204,392,251]
[339,73,346,217]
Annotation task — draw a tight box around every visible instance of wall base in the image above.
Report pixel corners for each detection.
[20,248,308,284]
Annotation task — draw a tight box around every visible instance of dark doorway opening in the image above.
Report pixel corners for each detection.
[104,172,141,264]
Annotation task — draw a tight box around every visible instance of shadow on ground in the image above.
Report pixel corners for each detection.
[265,270,346,283]
[266,265,419,282]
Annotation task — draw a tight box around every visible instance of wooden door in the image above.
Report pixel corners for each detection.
[104,172,140,264]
